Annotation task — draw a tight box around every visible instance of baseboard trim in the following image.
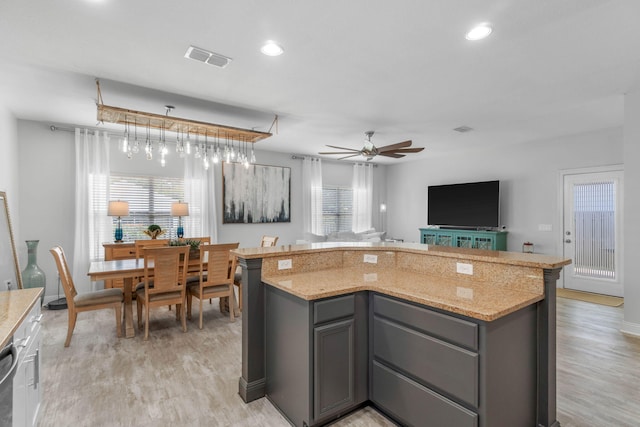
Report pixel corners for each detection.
[238,376,265,403]
[620,320,640,337]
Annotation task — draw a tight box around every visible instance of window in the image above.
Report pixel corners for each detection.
[110,174,187,241]
[322,185,352,234]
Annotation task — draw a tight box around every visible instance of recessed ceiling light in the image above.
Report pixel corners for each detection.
[261,41,284,56]
[465,24,493,41]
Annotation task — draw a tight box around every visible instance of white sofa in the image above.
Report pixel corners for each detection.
[297,229,387,244]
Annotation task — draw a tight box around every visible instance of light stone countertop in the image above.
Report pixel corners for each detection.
[233,241,572,270]
[0,288,43,348]
[262,266,544,321]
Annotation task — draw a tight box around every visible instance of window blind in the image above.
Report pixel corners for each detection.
[110,174,185,241]
[322,185,352,234]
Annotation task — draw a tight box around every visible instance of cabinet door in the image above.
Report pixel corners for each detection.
[474,236,495,250]
[456,235,474,248]
[422,232,437,245]
[314,318,355,420]
[435,233,453,246]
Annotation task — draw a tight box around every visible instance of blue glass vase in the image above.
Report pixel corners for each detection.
[22,240,46,292]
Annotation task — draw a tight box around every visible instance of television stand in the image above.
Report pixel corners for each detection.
[419,228,507,250]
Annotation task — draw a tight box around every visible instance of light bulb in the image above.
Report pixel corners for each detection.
[132,139,140,154]
[122,137,128,153]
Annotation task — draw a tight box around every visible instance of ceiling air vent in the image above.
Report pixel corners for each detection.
[184,46,232,68]
[453,126,473,133]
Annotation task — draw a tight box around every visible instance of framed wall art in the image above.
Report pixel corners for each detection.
[223,163,291,223]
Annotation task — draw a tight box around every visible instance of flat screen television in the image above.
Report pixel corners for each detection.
[427,180,500,229]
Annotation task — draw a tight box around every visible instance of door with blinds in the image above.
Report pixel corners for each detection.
[562,168,623,296]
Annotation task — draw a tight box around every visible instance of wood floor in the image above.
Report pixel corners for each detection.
[37,296,640,426]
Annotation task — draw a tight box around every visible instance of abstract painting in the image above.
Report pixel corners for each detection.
[223,163,291,223]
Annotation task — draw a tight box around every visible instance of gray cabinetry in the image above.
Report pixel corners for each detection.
[371,293,537,427]
[314,318,355,417]
[265,287,367,427]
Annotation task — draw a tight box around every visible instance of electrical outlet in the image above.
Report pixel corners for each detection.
[538,224,553,232]
[456,262,473,275]
[278,259,292,270]
[363,254,378,264]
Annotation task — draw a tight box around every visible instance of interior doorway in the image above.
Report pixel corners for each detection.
[562,166,624,297]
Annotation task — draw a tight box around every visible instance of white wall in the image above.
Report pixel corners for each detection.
[385,127,623,254]
[622,88,640,335]
[17,121,75,299]
[0,105,19,291]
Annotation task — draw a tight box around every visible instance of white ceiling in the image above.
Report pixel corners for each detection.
[1,0,639,164]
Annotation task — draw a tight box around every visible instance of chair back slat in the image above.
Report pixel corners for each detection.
[200,243,239,284]
[142,246,189,294]
[49,246,78,302]
[134,239,170,258]
[260,235,279,247]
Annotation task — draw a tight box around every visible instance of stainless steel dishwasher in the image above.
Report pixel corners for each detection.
[0,339,18,426]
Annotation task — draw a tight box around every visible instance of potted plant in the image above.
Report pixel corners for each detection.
[143,224,165,239]
[169,238,201,258]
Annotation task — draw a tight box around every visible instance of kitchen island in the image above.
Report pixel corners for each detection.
[232,242,570,427]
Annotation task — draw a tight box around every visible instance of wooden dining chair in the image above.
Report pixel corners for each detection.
[136,246,189,340]
[134,238,170,258]
[233,235,279,312]
[260,235,279,247]
[187,243,239,329]
[50,246,124,347]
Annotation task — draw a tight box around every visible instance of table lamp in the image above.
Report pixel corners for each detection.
[171,201,189,238]
[108,200,129,242]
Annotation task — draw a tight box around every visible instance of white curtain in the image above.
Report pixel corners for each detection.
[302,157,323,234]
[184,154,218,242]
[73,129,111,292]
[352,163,373,233]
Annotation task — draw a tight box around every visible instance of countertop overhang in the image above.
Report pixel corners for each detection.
[0,288,44,348]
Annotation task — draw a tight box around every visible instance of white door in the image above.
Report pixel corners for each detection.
[562,168,623,296]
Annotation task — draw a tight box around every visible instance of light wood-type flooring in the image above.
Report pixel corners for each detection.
[38,296,640,426]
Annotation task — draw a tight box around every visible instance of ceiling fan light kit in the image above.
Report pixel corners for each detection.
[319,130,424,161]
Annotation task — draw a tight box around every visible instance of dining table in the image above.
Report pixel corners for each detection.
[88,256,239,338]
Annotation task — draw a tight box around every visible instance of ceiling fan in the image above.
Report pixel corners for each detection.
[319,131,424,161]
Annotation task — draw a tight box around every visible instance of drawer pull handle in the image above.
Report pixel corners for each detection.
[31,314,43,323]
[17,335,30,350]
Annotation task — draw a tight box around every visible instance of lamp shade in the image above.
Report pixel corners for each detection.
[108,201,129,217]
[171,202,189,217]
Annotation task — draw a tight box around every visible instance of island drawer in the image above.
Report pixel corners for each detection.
[314,294,354,325]
[372,360,477,427]
[373,316,478,408]
[373,294,478,351]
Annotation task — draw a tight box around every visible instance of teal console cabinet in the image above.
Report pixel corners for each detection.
[419,228,507,251]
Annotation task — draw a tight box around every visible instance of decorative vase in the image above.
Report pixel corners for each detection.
[22,240,46,291]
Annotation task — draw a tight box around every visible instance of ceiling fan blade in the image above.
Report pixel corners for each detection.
[377,140,412,152]
[378,152,406,158]
[325,145,360,152]
[385,147,425,154]
[319,151,362,155]
[337,154,362,160]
